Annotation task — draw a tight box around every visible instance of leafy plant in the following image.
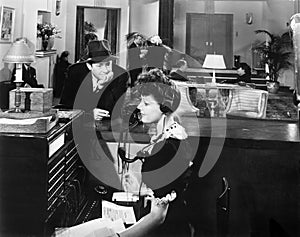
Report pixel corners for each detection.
[252,29,293,82]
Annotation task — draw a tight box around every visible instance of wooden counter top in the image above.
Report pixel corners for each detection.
[181,117,299,142]
[93,117,300,145]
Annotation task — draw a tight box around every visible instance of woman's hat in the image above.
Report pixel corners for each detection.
[87,39,118,62]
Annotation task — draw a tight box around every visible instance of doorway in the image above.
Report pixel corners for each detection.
[75,6,120,62]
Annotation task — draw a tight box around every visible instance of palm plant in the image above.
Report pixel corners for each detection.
[252,29,293,82]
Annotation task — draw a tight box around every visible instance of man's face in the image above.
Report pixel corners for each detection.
[91,60,114,84]
[134,35,143,46]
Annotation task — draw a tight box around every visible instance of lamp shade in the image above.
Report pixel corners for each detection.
[3,39,35,63]
[203,54,226,69]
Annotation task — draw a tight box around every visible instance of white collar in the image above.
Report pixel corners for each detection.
[153,114,188,142]
[86,62,92,71]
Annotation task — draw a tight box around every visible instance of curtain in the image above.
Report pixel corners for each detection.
[104,9,118,55]
[75,7,84,62]
[159,0,174,48]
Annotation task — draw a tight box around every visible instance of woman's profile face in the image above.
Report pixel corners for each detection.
[137,94,163,124]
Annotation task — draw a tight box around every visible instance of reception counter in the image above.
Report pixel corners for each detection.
[92,117,300,236]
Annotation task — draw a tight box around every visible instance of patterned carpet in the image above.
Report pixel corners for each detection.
[266,89,298,120]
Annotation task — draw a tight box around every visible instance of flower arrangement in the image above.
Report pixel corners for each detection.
[37,23,61,40]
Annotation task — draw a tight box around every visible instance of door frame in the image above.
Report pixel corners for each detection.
[186,13,233,68]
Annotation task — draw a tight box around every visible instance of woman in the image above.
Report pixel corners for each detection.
[53,51,71,97]
[124,69,193,236]
[145,35,172,74]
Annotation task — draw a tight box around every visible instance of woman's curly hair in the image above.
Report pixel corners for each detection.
[137,68,181,114]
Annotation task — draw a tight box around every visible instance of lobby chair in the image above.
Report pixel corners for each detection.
[216,177,231,237]
[225,88,268,119]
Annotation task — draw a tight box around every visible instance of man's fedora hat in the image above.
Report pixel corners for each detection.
[87,39,118,62]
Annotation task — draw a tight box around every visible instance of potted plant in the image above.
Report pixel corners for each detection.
[252,29,293,93]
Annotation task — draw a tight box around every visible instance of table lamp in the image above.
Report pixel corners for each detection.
[2,38,35,112]
[202,54,226,84]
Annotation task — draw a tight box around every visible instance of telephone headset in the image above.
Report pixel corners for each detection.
[116,76,181,206]
[117,79,181,167]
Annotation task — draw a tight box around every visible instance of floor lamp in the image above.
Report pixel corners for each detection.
[2,38,35,113]
[202,54,226,84]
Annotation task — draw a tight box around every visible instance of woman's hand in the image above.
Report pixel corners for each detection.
[118,192,176,237]
[149,197,169,224]
[149,191,176,224]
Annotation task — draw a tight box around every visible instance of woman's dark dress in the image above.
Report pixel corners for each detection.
[141,137,191,237]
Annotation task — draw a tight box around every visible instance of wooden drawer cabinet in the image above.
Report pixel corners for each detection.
[0,110,94,236]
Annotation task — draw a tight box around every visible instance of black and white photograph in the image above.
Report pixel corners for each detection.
[0,0,299,236]
[0,6,15,43]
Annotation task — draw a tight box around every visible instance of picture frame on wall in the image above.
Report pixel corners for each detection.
[0,6,15,43]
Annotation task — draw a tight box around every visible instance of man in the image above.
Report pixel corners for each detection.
[127,32,145,87]
[60,39,129,121]
[11,63,39,88]
[236,62,252,84]
[169,59,189,82]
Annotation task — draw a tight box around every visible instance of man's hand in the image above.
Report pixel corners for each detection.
[93,108,110,120]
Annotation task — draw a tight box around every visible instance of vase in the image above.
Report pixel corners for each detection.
[36,37,42,50]
[47,36,55,50]
[42,39,48,51]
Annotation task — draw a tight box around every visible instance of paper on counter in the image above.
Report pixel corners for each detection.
[102,200,136,225]
[0,116,52,125]
[55,218,125,237]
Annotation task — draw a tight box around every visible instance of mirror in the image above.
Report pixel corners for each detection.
[75,7,120,62]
